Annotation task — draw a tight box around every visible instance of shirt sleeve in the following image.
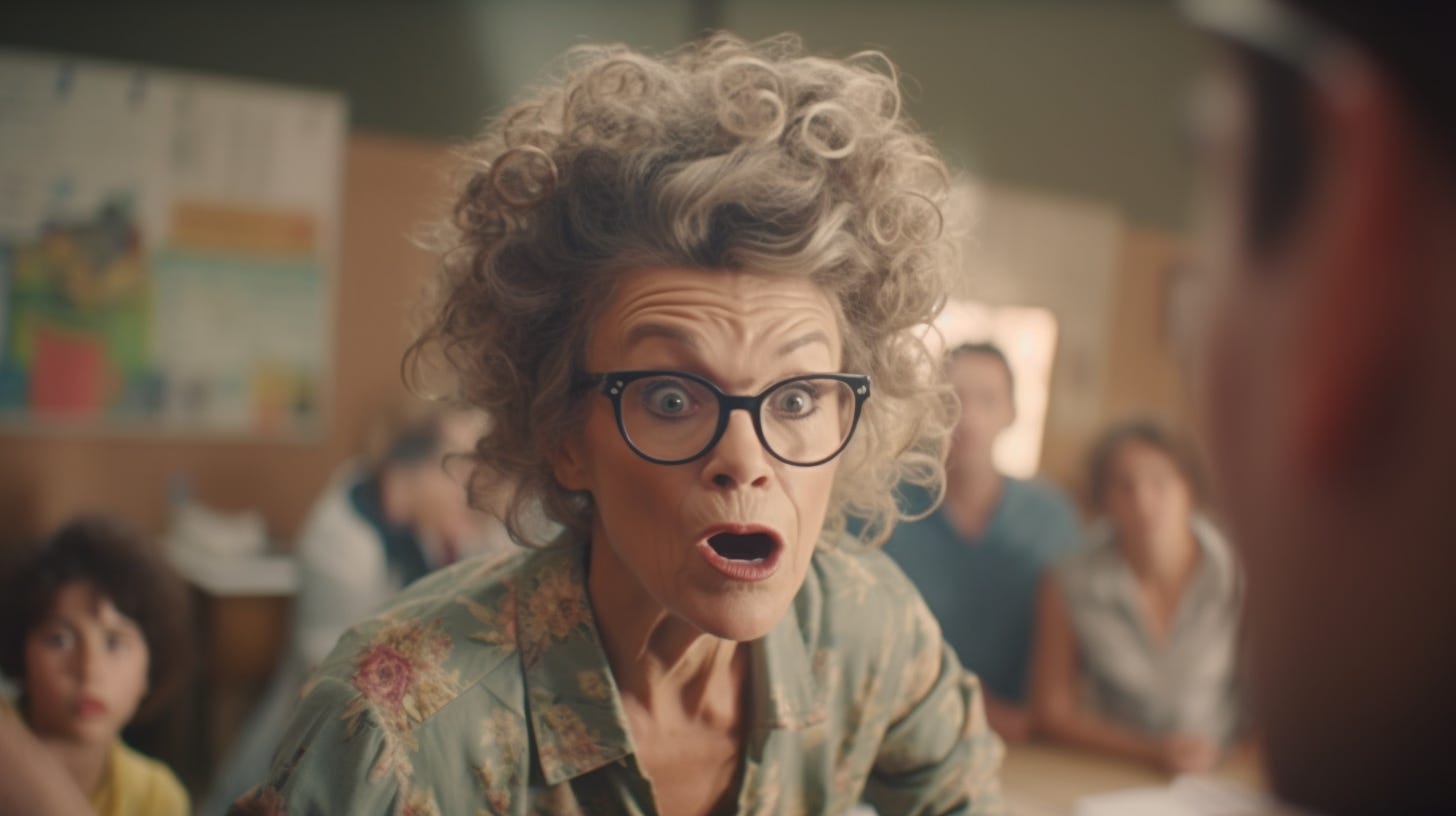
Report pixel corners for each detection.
[228,674,408,816]
[1033,480,1084,557]
[862,595,1006,815]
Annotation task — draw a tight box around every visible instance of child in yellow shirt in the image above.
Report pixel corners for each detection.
[1,516,192,815]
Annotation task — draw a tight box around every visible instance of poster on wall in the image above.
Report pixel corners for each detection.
[0,48,345,438]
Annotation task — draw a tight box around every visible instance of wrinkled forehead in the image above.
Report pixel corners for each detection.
[585,266,844,372]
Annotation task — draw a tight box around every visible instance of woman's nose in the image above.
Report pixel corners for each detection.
[702,409,772,489]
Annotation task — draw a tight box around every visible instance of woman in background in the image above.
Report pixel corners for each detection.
[1031,419,1243,773]
[204,401,510,814]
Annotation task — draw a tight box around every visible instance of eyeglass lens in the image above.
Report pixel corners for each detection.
[617,374,856,464]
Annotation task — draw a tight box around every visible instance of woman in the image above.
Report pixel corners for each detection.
[1030,420,1243,774]
[234,33,1003,814]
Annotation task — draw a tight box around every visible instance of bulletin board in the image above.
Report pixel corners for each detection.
[0,49,346,438]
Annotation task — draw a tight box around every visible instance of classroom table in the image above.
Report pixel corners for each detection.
[1000,739,1266,815]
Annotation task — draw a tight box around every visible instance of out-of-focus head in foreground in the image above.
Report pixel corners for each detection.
[1182,0,1456,811]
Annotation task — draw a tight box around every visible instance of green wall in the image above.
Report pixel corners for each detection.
[6,0,1203,227]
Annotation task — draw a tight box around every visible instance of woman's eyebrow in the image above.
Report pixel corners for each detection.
[776,330,832,357]
[624,324,830,357]
[624,323,697,352]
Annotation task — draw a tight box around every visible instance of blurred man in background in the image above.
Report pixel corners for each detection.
[884,342,1081,742]
[1182,0,1456,812]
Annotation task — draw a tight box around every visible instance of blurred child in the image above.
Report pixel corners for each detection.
[0,515,194,815]
[1031,420,1243,773]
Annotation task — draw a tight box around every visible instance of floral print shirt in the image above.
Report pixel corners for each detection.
[232,535,1004,815]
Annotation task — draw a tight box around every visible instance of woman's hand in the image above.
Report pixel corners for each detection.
[1158,733,1221,774]
[0,706,92,815]
[983,695,1032,743]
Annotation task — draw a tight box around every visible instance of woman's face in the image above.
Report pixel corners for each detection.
[556,266,844,642]
[24,581,150,746]
[1104,440,1195,555]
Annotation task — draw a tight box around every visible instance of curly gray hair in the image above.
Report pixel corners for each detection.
[407,33,958,546]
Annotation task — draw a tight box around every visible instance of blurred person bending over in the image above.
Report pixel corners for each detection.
[883,342,1080,742]
[203,402,509,814]
[1031,420,1242,774]
[1181,0,1456,812]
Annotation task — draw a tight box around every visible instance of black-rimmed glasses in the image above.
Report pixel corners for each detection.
[578,370,870,467]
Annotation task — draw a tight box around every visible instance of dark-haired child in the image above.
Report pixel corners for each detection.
[1,515,193,815]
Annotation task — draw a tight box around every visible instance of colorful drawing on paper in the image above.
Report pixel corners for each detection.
[0,49,344,437]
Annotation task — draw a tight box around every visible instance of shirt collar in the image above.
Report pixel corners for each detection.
[516,540,634,786]
[750,582,829,732]
[515,536,828,786]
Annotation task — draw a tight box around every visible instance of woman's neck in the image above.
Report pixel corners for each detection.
[39,733,110,796]
[586,531,744,716]
[1124,527,1201,590]
[943,461,1005,538]
[1122,527,1201,642]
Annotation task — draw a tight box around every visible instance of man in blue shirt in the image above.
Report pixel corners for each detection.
[884,342,1080,741]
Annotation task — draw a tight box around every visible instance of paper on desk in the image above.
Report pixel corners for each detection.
[167,543,296,596]
[168,501,269,558]
[1075,774,1307,816]
[164,500,297,595]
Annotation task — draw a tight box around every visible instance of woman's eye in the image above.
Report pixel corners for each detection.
[43,630,75,650]
[772,385,817,417]
[643,382,695,417]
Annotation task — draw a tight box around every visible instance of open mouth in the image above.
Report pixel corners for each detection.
[707,532,777,563]
[697,527,783,582]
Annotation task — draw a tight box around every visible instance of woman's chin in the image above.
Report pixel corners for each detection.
[680,591,793,643]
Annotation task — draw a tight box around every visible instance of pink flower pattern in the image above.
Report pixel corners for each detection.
[339,617,460,788]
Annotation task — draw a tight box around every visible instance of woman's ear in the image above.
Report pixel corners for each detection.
[551,434,592,492]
